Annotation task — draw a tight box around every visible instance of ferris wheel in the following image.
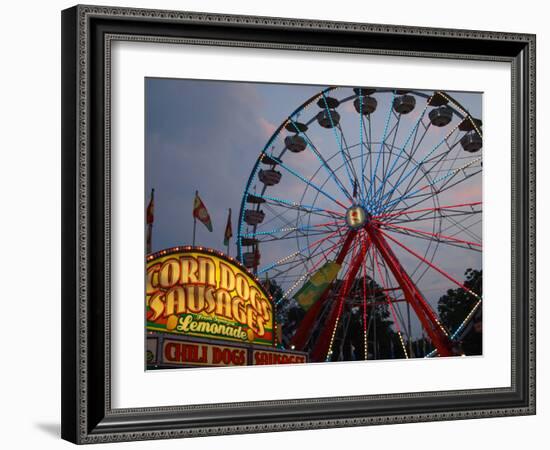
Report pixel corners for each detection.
[237,86,483,362]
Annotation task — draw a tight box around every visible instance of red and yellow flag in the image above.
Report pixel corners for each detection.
[224,208,233,245]
[193,191,213,232]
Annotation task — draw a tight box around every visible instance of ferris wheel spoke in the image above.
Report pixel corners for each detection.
[337,124,362,198]
[384,209,481,230]
[254,225,342,263]
[444,214,482,236]
[374,119,432,209]
[257,227,343,274]
[373,118,401,206]
[400,137,472,198]
[254,229,344,244]
[319,92,357,193]
[269,256,321,285]
[362,168,418,217]
[265,204,343,222]
[256,193,345,218]
[288,118,354,202]
[381,156,481,215]
[378,222,482,251]
[441,215,482,242]
[260,202,304,232]
[380,194,446,222]
[405,137,474,192]
[378,228,481,299]
[371,103,430,208]
[376,123,461,210]
[365,114,374,197]
[296,147,367,229]
[268,156,348,209]
[373,201,482,221]
[260,201,342,233]
[381,111,402,190]
[382,196,442,227]
[367,91,396,206]
[436,167,482,196]
[359,93,367,203]
[391,213,479,231]
[242,220,344,239]
[429,133,466,176]
[388,149,452,214]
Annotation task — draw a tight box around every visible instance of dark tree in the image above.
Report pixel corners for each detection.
[312,275,398,361]
[437,268,482,355]
[264,278,304,347]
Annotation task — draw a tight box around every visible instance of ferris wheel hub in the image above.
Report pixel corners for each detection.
[345,205,368,229]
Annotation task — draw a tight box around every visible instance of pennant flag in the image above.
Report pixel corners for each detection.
[224,208,233,245]
[146,189,155,224]
[294,261,341,311]
[193,191,213,232]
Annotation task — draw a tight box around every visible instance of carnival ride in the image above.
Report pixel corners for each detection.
[237,87,483,362]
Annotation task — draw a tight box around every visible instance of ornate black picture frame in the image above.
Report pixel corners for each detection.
[61,4,536,444]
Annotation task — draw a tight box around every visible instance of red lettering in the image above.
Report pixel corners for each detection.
[253,351,306,365]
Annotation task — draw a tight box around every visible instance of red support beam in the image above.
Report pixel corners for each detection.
[310,234,371,362]
[291,230,357,350]
[365,222,456,357]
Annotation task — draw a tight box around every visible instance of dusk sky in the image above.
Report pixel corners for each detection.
[145,77,482,338]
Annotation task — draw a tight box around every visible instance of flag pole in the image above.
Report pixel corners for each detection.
[147,222,152,254]
[193,190,198,246]
[146,188,154,254]
[226,208,231,256]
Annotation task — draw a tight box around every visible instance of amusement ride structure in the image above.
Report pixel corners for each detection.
[237,86,483,362]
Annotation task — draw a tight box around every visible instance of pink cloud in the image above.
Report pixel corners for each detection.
[257,117,277,138]
[448,182,482,202]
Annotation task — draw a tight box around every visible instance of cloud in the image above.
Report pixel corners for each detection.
[257,117,277,139]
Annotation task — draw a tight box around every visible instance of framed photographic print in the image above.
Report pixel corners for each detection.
[61,4,536,444]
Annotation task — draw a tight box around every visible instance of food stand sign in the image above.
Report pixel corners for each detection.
[146,247,274,346]
[154,336,308,368]
[162,338,248,367]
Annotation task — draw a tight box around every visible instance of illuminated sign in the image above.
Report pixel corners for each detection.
[146,247,274,346]
[162,339,247,367]
[252,349,307,365]
[151,335,308,368]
